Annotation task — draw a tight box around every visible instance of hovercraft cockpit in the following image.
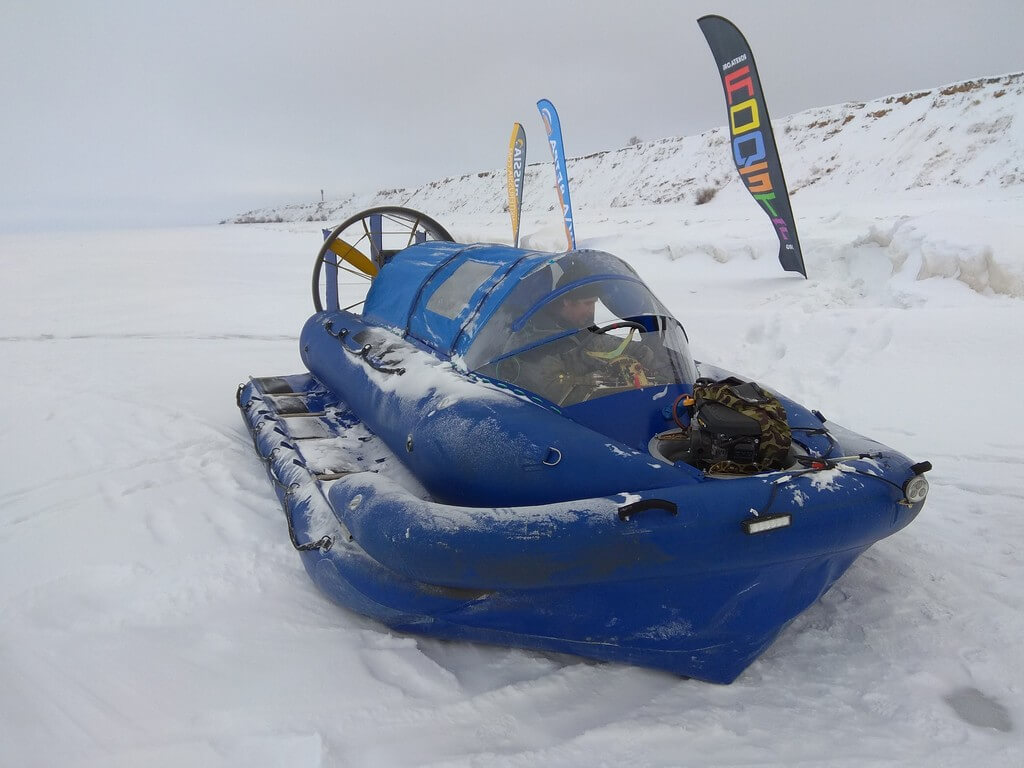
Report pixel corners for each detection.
[464,250,697,408]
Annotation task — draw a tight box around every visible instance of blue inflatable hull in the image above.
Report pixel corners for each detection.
[238,311,925,683]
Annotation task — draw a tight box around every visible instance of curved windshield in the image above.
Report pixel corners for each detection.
[466,251,697,406]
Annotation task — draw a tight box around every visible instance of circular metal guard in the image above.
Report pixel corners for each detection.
[312,206,453,311]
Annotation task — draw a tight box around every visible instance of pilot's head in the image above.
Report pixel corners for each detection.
[557,262,602,327]
[556,293,598,327]
[553,258,601,328]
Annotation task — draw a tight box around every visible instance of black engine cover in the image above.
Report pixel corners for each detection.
[692,402,761,465]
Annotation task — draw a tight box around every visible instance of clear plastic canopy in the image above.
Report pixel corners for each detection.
[466,251,697,406]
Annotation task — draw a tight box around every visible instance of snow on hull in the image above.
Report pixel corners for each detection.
[238,318,925,685]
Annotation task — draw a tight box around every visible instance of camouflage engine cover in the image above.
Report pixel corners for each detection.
[691,378,792,474]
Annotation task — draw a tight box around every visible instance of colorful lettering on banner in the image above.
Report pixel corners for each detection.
[729,99,760,136]
[753,193,778,216]
[699,14,807,275]
[733,131,766,168]
[739,161,771,194]
[723,61,789,242]
[725,64,773,204]
[724,66,754,102]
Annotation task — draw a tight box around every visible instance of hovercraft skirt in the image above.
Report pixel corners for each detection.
[238,373,919,683]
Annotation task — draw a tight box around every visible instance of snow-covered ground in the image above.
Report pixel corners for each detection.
[3,77,1023,766]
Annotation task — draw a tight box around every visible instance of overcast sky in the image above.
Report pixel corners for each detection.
[2,0,1021,233]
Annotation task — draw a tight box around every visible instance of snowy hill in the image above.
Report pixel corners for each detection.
[226,72,1023,223]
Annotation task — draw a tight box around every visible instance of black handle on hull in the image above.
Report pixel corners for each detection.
[618,499,679,522]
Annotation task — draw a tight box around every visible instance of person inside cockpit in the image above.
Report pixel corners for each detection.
[513,261,660,403]
[466,251,698,408]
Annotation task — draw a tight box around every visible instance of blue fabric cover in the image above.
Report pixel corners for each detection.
[362,241,555,357]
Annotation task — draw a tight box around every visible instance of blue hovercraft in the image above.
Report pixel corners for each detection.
[237,207,930,683]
